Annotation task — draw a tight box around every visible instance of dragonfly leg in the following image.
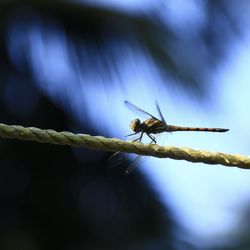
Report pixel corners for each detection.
[125,132,138,137]
[132,132,144,142]
[146,133,156,144]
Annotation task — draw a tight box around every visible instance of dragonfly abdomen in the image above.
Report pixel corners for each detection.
[168,125,229,132]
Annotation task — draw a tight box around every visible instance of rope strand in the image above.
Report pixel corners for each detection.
[0,123,249,169]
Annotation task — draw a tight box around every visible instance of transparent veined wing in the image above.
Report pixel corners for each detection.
[155,101,167,124]
[124,139,154,175]
[124,100,158,119]
[108,138,154,175]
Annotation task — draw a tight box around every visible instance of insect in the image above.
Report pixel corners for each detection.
[125,100,229,144]
[111,100,229,175]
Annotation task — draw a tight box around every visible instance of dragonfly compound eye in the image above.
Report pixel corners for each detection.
[130,119,141,132]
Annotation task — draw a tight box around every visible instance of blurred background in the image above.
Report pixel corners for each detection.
[0,0,250,249]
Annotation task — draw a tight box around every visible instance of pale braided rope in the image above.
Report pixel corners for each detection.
[0,123,249,169]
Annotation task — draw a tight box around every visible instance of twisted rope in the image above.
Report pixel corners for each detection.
[0,123,249,169]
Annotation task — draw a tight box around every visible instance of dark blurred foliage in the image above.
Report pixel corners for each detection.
[0,0,245,97]
[0,0,250,249]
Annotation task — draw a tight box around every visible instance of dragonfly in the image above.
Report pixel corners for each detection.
[111,100,229,175]
[125,100,229,144]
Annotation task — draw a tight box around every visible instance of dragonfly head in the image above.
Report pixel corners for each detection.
[130,118,141,132]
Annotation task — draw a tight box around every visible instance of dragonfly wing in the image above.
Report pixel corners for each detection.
[124,139,154,175]
[107,151,124,168]
[155,101,167,125]
[108,151,142,174]
[108,132,144,169]
[125,155,143,175]
[124,100,157,119]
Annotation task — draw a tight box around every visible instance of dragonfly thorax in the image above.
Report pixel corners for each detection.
[130,118,142,132]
